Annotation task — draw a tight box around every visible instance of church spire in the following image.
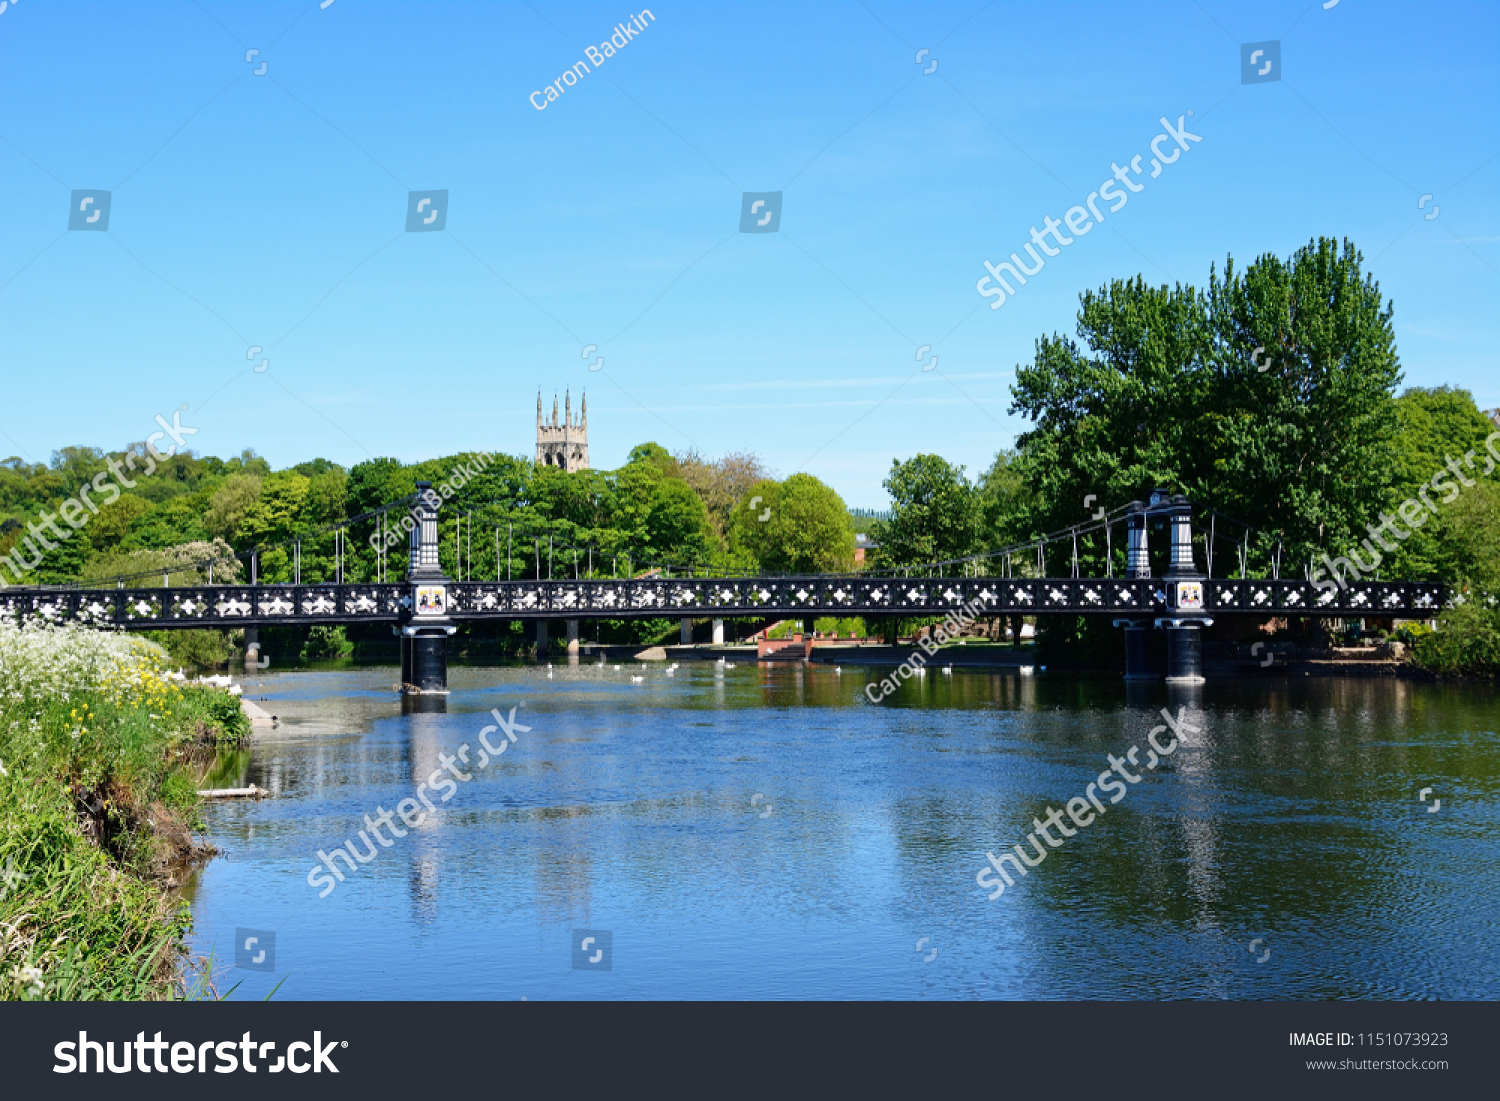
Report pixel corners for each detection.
[537,391,543,426]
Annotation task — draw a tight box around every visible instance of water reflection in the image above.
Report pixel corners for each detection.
[402,694,447,715]
[187,663,1500,1000]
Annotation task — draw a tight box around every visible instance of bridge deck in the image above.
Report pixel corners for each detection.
[0,577,1445,629]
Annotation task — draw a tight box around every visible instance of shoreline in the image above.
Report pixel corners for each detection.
[0,622,250,1001]
[236,644,1440,680]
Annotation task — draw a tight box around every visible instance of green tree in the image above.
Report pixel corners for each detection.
[626,442,674,472]
[1208,237,1403,565]
[301,467,348,526]
[206,473,263,541]
[731,473,853,574]
[1381,387,1500,581]
[878,455,979,568]
[122,495,212,550]
[87,495,154,551]
[644,479,711,563]
[977,448,1031,549]
[530,465,614,530]
[236,472,310,551]
[1007,238,1403,575]
[1445,483,1500,591]
[347,457,414,516]
[611,447,670,541]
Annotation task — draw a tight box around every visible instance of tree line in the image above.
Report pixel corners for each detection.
[4,236,1497,670]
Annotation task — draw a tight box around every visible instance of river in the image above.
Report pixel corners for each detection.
[184,660,1500,1000]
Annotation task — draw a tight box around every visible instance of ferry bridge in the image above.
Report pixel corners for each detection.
[0,484,1445,690]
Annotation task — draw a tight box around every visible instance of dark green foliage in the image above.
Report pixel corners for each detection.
[1003,238,1403,574]
[1414,595,1500,676]
[877,454,980,568]
[303,625,354,660]
[1381,388,1500,582]
[145,629,235,669]
[977,449,1030,550]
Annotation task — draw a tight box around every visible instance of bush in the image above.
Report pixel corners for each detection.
[0,620,240,999]
[1413,596,1500,676]
[1391,622,1432,646]
[145,629,235,669]
[813,617,866,637]
[302,625,353,660]
[595,618,675,646]
[185,684,251,744]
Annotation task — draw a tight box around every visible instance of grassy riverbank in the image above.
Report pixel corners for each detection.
[0,620,246,1000]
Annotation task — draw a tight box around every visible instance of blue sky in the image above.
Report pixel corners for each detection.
[1,0,1495,507]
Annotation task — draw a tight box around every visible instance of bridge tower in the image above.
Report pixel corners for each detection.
[1112,490,1211,683]
[1114,502,1158,680]
[398,482,456,694]
[1156,491,1211,684]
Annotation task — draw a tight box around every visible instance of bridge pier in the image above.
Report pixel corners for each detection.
[397,625,453,693]
[1161,621,1205,685]
[536,619,550,658]
[409,631,449,692]
[712,618,724,645]
[681,617,693,645]
[567,619,579,655]
[243,626,261,673]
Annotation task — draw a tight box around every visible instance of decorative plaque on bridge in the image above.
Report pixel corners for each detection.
[415,586,447,617]
[1175,581,1204,611]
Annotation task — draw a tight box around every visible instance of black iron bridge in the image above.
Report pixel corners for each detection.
[0,484,1445,691]
[0,574,1447,630]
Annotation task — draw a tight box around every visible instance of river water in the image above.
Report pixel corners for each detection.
[184,660,1500,1000]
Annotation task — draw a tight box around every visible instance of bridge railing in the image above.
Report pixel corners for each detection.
[0,584,409,629]
[0,577,1446,629]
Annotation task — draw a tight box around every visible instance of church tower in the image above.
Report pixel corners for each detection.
[536,390,589,472]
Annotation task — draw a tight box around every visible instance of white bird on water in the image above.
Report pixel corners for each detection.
[834,667,842,674]
[724,663,736,670]
[631,675,644,683]
[942,666,952,674]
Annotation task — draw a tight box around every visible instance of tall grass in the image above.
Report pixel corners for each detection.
[0,618,246,1000]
